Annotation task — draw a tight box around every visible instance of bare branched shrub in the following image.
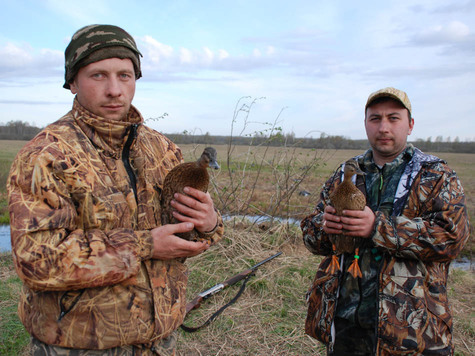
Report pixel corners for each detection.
[205,97,326,230]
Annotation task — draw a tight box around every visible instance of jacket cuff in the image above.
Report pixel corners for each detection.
[135,230,154,260]
[197,210,224,244]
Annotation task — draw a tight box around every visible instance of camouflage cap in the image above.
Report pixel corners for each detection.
[63,24,142,89]
[365,87,412,116]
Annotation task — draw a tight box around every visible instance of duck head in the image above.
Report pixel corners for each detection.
[199,147,220,170]
[343,159,364,178]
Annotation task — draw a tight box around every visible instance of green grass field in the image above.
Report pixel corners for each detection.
[0,141,27,223]
[0,140,473,355]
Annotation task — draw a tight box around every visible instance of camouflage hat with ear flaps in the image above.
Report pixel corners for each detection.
[63,24,142,89]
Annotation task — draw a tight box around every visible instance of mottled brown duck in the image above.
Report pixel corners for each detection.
[328,159,366,277]
[161,147,220,241]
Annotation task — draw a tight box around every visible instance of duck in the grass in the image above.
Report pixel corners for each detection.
[161,147,220,241]
[328,159,366,277]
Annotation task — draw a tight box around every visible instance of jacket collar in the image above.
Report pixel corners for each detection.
[354,144,443,216]
[72,98,143,159]
[358,144,414,172]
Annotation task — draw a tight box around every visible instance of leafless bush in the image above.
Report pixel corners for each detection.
[204,97,325,230]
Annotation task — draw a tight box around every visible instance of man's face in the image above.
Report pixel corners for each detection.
[69,57,136,121]
[365,99,414,165]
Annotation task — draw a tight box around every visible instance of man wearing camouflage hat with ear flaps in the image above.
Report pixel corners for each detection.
[7,24,224,355]
[301,87,469,355]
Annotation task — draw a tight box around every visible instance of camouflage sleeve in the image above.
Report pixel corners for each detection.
[301,202,329,255]
[301,169,341,256]
[7,141,149,292]
[372,164,470,262]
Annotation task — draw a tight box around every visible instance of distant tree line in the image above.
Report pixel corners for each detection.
[167,131,475,154]
[1,121,474,153]
[166,131,371,150]
[0,121,42,140]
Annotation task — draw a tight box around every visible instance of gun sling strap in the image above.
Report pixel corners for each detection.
[180,273,253,333]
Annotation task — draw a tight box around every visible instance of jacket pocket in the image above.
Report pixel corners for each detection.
[58,289,85,321]
[379,275,428,352]
[305,257,340,343]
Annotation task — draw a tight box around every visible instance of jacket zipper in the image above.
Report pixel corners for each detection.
[122,124,138,202]
[58,289,85,322]
[328,255,344,353]
[373,168,385,354]
[377,167,383,207]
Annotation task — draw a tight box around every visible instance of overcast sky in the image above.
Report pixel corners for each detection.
[0,0,474,141]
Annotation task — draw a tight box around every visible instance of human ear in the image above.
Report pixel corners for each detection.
[408,117,414,135]
[69,80,78,94]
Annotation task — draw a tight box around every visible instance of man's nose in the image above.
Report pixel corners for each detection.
[106,77,122,97]
[378,118,390,132]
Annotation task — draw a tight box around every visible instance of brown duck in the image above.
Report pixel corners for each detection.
[328,159,366,277]
[161,147,220,241]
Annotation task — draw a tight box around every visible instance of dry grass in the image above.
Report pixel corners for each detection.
[176,219,474,356]
[1,223,473,355]
[176,221,326,355]
[448,269,475,355]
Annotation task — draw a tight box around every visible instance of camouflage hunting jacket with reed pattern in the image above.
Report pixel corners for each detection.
[7,99,224,350]
[301,147,469,355]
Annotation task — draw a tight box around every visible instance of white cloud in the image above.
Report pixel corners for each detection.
[413,21,471,45]
[218,49,229,60]
[136,36,281,75]
[446,21,471,39]
[0,42,62,79]
[202,47,214,64]
[179,48,193,63]
[0,42,33,68]
[142,36,174,63]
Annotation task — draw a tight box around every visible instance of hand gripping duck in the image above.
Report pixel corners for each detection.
[328,159,366,277]
[161,147,220,241]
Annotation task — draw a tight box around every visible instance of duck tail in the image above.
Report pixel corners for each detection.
[325,244,340,274]
[348,247,362,278]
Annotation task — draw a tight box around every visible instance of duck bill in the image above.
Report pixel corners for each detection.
[209,160,220,170]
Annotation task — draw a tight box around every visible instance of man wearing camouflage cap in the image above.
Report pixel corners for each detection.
[8,24,224,355]
[302,87,469,355]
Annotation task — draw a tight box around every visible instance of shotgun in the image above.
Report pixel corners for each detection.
[181,251,282,332]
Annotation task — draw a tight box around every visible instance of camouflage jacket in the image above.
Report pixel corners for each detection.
[301,147,469,355]
[7,99,224,349]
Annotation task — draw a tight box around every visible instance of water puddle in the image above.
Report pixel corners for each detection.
[223,214,300,225]
[0,225,10,252]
